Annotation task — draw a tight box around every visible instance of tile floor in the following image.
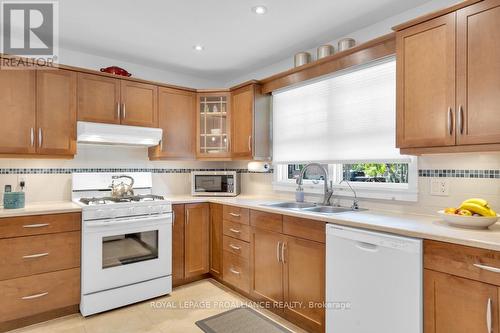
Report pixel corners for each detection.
[10,279,306,333]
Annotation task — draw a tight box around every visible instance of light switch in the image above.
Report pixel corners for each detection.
[430,178,449,196]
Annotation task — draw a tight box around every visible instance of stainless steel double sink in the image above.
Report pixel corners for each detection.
[262,202,364,215]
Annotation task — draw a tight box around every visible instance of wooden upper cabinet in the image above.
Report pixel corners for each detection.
[396,13,456,148]
[120,81,158,127]
[231,85,254,159]
[284,236,325,333]
[456,0,500,145]
[184,203,210,279]
[0,70,36,154]
[36,70,77,155]
[424,269,499,333]
[150,87,195,159]
[77,73,121,124]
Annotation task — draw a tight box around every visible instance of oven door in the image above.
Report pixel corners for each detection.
[82,214,172,295]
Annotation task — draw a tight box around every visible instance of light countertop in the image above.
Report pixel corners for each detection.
[164,195,500,251]
[0,201,82,218]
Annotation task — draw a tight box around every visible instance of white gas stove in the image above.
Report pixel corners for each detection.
[72,172,172,316]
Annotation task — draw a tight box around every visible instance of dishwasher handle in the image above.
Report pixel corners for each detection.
[356,241,379,252]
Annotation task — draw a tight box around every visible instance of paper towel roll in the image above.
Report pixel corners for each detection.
[247,161,271,173]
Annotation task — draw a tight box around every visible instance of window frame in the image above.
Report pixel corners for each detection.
[272,158,419,202]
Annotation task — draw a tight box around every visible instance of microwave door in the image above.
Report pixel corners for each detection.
[195,176,223,193]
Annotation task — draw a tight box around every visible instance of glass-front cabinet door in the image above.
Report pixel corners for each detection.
[197,92,231,159]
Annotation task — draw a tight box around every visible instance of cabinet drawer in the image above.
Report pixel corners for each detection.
[0,231,80,281]
[250,210,282,233]
[223,220,250,242]
[424,240,500,286]
[0,268,80,322]
[223,251,249,294]
[223,235,249,259]
[0,213,81,239]
[283,216,326,243]
[223,206,249,225]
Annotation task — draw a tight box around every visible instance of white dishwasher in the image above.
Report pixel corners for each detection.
[326,224,422,333]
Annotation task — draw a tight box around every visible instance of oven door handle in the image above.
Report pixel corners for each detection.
[85,214,172,228]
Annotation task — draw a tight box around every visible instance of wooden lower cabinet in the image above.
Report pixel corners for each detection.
[209,203,223,279]
[424,269,499,333]
[172,204,185,286]
[184,203,210,279]
[284,236,325,333]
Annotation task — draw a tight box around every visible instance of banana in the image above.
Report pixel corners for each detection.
[459,202,496,217]
[462,198,490,208]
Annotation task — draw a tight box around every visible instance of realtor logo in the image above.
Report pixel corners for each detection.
[1,1,58,68]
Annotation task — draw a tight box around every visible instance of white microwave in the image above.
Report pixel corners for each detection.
[191,171,240,197]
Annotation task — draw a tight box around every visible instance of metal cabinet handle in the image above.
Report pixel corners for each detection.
[487,298,492,333]
[160,138,164,151]
[229,212,241,217]
[22,252,49,259]
[30,128,34,147]
[248,135,252,152]
[38,128,43,147]
[276,242,281,262]
[229,228,240,234]
[229,268,240,275]
[172,210,175,226]
[21,292,48,300]
[229,244,241,251]
[281,242,287,264]
[458,105,464,135]
[447,107,453,136]
[117,102,121,119]
[23,223,49,228]
[122,103,126,119]
[186,210,189,225]
[474,263,500,274]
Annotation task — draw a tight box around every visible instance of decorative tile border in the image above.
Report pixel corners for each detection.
[419,169,500,179]
[0,168,274,175]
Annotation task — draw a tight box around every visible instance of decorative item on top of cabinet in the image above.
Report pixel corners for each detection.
[230,83,271,160]
[149,87,196,160]
[196,92,232,159]
[77,73,158,128]
[0,68,76,156]
[395,0,500,154]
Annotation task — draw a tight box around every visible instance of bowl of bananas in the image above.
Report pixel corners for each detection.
[438,198,499,229]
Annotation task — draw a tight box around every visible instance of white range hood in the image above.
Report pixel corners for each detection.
[77,121,162,147]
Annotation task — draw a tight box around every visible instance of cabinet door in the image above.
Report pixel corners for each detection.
[250,228,284,307]
[0,70,36,154]
[36,70,77,155]
[283,236,325,333]
[120,81,158,127]
[209,203,223,279]
[77,73,121,124]
[150,87,195,159]
[196,93,231,159]
[231,85,254,159]
[396,13,456,148]
[184,203,210,279]
[424,269,499,333]
[172,204,185,286]
[457,0,500,145]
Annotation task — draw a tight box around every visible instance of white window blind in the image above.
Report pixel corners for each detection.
[272,58,406,163]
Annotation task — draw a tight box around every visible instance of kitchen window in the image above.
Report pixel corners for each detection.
[272,57,418,201]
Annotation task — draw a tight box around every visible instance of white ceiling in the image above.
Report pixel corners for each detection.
[60,0,432,82]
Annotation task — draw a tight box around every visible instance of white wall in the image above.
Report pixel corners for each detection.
[225,0,461,86]
[58,47,218,89]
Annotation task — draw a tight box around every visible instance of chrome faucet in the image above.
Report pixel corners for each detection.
[296,163,333,206]
[339,179,359,210]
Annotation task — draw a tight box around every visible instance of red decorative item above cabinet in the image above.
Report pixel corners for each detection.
[100,66,132,77]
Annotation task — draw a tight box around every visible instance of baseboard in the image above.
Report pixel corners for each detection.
[0,305,79,333]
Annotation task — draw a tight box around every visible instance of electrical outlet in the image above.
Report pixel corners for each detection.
[17,175,27,191]
[430,178,449,196]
